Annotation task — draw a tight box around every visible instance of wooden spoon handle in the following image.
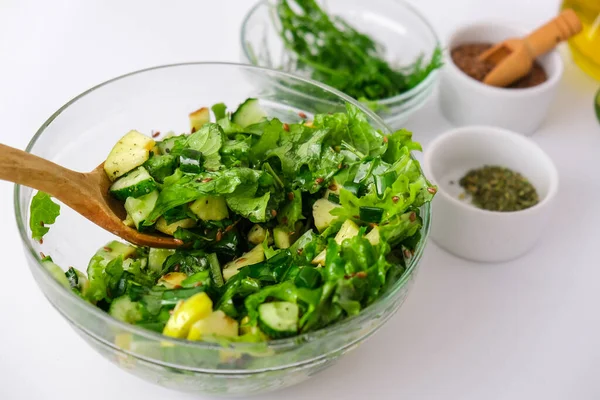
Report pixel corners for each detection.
[525,9,582,58]
[0,143,89,200]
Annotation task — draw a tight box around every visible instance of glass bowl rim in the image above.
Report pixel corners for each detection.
[14,61,431,352]
[240,0,442,106]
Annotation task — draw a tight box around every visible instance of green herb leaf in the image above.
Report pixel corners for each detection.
[275,0,443,100]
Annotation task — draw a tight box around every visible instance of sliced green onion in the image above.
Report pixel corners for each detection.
[327,193,340,204]
[179,149,203,173]
[359,206,384,223]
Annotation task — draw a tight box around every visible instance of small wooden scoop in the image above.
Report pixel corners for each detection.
[480,9,582,87]
[1,144,182,249]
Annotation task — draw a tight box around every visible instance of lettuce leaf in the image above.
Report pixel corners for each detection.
[30,191,60,241]
[146,168,265,223]
[172,123,224,171]
[226,192,271,223]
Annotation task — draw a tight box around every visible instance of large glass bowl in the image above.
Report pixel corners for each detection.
[14,62,431,396]
[240,0,441,129]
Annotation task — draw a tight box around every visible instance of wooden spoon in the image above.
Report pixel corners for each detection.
[1,144,182,248]
[479,9,582,87]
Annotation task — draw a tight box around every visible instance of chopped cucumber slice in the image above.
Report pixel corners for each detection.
[124,190,159,229]
[247,224,267,245]
[148,248,175,274]
[258,302,299,338]
[232,98,266,128]
[222,244,265,281]
[312,219,360,265]
[189,195,229,221]
[109,296,143,324]
[187,310,239,341]
[155,217,196,236]
[312,198,340,232]
[365,226,380,246]
[273,225,291,249]
[122,214,135,228]
[156,136,180,155]
[41,256,70,288]
[104,130,155,181]
[109,166,157,201]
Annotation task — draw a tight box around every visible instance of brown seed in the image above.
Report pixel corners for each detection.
[328,183,337,191]
[368,223,377,229]
[353,215,360,219]
[289,231,295,236]
[403,249,412,258]
[216,230,223,242]
[173,285,182,289]
[271,209,277,217]
[39,238,43,245]
[298,111,307,119]
[287,192,295,200]
[152,130,160,138]
[392,196,400,203]
[356,271,368,279]
[238,257,247,263]
[224,225,234,233]
[39,252,46,259]
[383,136,388,143]
[427,187,437,194]
[409,212,416,222]
[201,177,213,183]
[191,127,196,133]
[315,177,324,184]
[297,248,303,255]
[283,123,290,131]
[194,282,203,287]
[39,221,44,227]
[173,264,180,272]
[338,163,343,169]
[103,247,112,252]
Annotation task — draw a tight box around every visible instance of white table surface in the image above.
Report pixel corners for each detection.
[1,0,599,399]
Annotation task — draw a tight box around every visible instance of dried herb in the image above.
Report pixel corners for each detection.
[459,166,539,212]
[275,0,443,101]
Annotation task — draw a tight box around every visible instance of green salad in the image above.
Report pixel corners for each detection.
[32,99,435,342]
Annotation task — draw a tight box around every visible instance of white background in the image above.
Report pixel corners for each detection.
[1,0,599,399]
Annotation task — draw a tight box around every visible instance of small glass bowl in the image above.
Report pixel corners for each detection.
[14,62,431,396]
[240,0,441,129]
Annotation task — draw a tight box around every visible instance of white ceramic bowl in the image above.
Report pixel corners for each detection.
[423,126,559,262]
[439,22,564,135]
